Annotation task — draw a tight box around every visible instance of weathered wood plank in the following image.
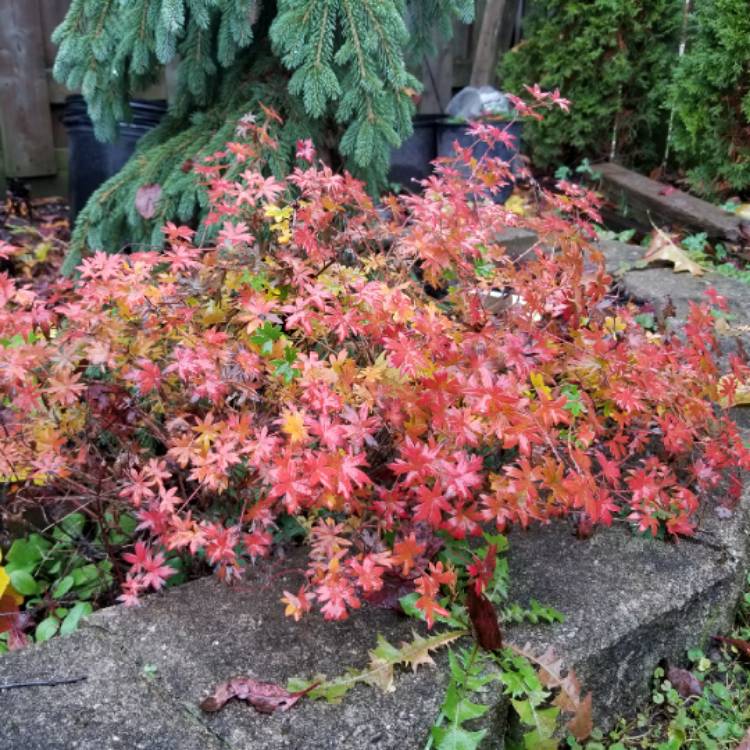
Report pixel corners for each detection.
[39,0,70,70]
[0,0,57,177]
[470,0,508,87]
[420,32,454,114]
[597,161,744,243]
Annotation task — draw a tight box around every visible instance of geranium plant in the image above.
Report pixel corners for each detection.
[0,90,747,632]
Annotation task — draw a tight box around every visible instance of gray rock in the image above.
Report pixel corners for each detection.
[1,555,506,750]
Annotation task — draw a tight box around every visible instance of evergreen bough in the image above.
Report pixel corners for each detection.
[499,0,681,171]
[53,0,473,271]
[670,0,750,196]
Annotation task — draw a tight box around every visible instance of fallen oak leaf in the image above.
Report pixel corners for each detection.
[643,228,704,276]
[200,677,319,714]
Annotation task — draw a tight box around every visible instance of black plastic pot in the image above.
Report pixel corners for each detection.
[387,115,440,192]
[437,119,522,204]
[63,95,168,221]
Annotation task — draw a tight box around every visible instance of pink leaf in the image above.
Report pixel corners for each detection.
[135,184,162,219]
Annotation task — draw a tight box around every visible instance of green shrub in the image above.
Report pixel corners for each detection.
[499,0,681,171]
[670,0,750,196]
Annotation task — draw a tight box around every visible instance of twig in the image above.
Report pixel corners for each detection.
[0,675,87,691]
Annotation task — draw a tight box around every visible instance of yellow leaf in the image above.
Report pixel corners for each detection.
[505,193,528,217]
[530,371,552,398]
[0,563,23,605]
[604,315,626,335]
[281,410,308,444]
[643,228,704,276]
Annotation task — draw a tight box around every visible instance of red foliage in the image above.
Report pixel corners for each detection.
[0,99,747,624]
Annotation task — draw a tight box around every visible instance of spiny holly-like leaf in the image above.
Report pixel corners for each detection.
[291,629,467,703]
[200,676,319,714]
[431,724,487,750]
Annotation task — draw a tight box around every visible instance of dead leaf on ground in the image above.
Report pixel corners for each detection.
[666,665,703,698]
[200,676,318,714]
[643,228,704,276]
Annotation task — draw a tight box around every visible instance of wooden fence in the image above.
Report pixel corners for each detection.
[0,0,70,179]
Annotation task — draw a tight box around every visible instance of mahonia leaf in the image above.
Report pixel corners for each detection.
[290,629,467,704]
[509,642,593,741]
[431,724,487,750]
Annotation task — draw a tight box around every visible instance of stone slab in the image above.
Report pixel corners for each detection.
[3,472,749,750]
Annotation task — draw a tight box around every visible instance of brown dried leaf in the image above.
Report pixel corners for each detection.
[135,184,162,220]
[643,228,704,276]
[200,676,317,714]
[666,665,703,698]
[566,692,593,742]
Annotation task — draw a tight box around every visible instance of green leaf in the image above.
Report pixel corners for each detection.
[250,322,283,355]
[35,616,60,642]
[52,575,75,599]
[60,602,93,636]
[10,569,39,596]
[432,725,487,750]
[6,538,44,570]
[72,564,101,587]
